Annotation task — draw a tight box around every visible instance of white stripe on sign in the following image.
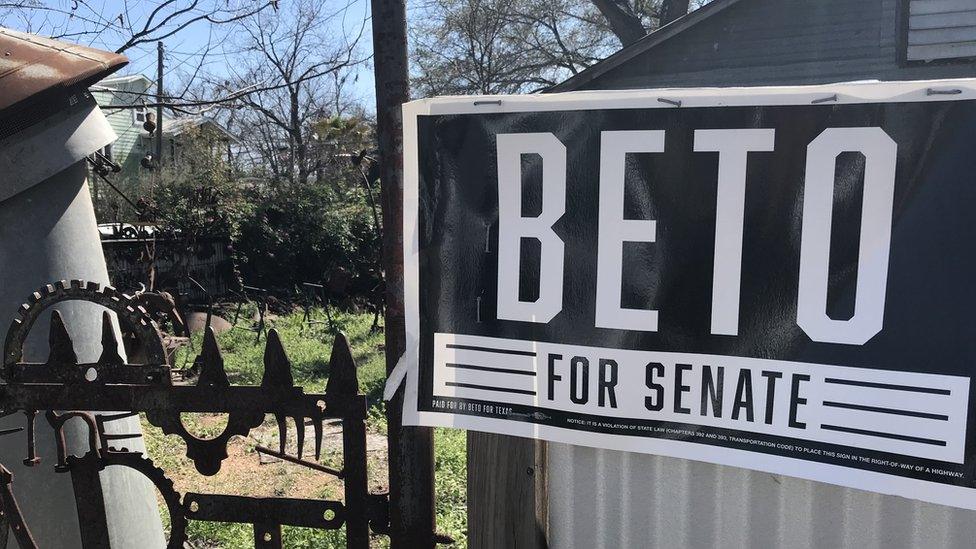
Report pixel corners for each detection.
[432,333,970,463]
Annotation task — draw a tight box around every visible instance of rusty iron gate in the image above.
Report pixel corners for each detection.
[0,280,392,548]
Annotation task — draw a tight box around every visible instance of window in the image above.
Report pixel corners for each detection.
[97,144,113,162]
[905,0,976,62]
[133,104,147,125]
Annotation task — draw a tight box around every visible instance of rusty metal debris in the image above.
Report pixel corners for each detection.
[129,288,190,365]
[0,27,128,113]
[0,427,35,549]
[301,282,337,335]
[0,280,384,548]
[0,28,128,143]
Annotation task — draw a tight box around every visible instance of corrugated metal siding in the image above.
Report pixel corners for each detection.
[549,444,976,548]
[578,0,976,91]
[908,0,976,61]
[549,1,976,546]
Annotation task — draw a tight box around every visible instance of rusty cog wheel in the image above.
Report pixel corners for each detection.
[2,279,165,366]
[98,451,188,549]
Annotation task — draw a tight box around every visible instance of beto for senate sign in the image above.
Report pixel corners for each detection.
[398,79,976,509]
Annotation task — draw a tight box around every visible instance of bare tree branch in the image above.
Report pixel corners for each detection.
[200,0,367,184]
[412,0,618,96]
[590,0,645,46]
[0,0,277,53]
[114,1,275,53]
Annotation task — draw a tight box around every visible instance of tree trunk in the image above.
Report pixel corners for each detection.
[662,0,691,25]
[592,0,692,46]
[290,89,308,184]
[591,0,647,46]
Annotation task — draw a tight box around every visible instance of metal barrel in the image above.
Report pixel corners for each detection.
[0,28,166,545]
[0,160,166,547]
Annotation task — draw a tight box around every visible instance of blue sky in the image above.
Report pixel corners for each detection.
[5,0,380,109]
[123,0,377,107]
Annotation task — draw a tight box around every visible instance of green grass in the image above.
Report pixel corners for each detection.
[143,307,467,548]
[172,307,389,399]
[433,428,467,545]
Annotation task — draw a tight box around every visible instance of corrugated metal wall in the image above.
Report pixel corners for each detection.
[548,445,976,548]
[908,0,976,61]
[548,1,976,546]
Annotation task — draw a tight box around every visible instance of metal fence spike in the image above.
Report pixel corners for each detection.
[46,310,77,367]
[101,433,143,441]
[325,332,358,397]
[313,418,323,461]
[294,416,305,459]
[21,411,38,467]
[97,311,124,366]
[195,327,228,388]
[275,414,288,455]
[97,412,139,422]
[261,329,293,388]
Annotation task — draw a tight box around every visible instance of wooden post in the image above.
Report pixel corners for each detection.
[468,433,549,548]
[371,1,437,547]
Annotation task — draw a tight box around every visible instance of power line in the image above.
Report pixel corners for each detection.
[98,54,365,113]
[86,155,142,214]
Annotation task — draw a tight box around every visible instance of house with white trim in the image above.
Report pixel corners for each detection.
[90,74,235,182]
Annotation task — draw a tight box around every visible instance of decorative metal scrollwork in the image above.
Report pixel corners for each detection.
[0,281,382,548]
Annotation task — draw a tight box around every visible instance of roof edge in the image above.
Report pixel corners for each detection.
[162,116,238,143]
[0,28,128,103]
[98,74,152,85]
[547,0,745,93]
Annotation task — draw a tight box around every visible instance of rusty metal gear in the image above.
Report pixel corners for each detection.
[0,463,36,549]
[92,451,188,549]
[3,280,165,367]
[0,279,377,548]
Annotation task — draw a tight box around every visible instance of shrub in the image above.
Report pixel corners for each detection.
[93,119,382,305]
[235,177,381,303]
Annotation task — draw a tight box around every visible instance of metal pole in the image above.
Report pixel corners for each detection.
[0,162,167,548]
[370,1,437,547]
[155,41,164,166]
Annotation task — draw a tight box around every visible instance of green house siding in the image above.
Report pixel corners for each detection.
[107,111,148,181]
[90,75,235,194]
[91,74,234,187]
[91,75,158,184]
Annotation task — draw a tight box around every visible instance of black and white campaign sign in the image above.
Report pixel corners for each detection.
[399,79,976,509]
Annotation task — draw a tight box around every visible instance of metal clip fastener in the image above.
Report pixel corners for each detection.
[926,88,962,96]
[811,94,838,104]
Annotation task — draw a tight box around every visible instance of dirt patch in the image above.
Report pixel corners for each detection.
[144,414,389,505]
